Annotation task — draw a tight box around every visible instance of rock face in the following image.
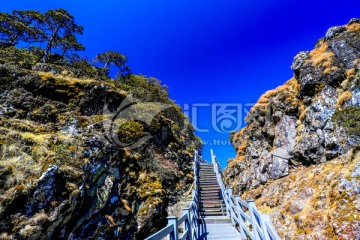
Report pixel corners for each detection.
[242,150,360,239]
[223,19,360,238]
[0,63,201,239]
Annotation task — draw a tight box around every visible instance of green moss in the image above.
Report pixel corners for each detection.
[138,180,163,199]
[332,106,360,137]
[117,120,145,145]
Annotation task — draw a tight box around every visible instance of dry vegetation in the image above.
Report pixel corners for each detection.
[346,22,360,32]
[241,150,360,239]
[306,41,335,66]
[336,91,352,108]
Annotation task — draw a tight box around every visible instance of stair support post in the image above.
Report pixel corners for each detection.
[227,188,236,226]
[248,200,269,240]
[235,197,248,240]
[182,208,192,240]
[167,216,178,240]
[190,199,198,240]
[224,188,231,218]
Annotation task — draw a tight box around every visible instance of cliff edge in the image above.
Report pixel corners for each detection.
[224,18,360,238]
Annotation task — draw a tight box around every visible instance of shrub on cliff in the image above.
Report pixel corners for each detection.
[332,106,360,137]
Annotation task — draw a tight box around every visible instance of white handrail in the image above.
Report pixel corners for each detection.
[210,149,281,240]
[145,150,203,240]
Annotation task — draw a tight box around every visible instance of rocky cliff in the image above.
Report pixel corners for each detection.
[0,53,201,239]
[224,18,360,238]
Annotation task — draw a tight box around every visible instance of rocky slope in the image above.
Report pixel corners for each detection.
[0,57,201,238]
[224,18,360,238]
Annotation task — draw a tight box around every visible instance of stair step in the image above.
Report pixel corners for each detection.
[200,194,221,197]
[200,196,222,199]
[200,188,221,192]
[200,195,221,198]
[199,204,225,208]
[200,191,221,195]
[200,188,220,191]
[199,212,226,216]
[199,217,232,224]
[199,208,223,212]
[200,187,220,190]
[200,198,223,201]
[199,209,225,213]
[199,211,226,214]
[200,199,224,203]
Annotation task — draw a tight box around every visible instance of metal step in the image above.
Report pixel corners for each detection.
[200,198,223,201]
[200,199,224,203]
[199,208,223,212]
[200,188,221,191]
[199,217,232,224]
[199,211,226,216]
[199,203,225,208]
[199,182,219,185]
[200,196,222,199]
[199,184,220,189]
[199,191,221,195]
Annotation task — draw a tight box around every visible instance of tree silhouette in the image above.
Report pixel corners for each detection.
[96,50,130,77]
[56,34,85,58]
[41,8,83,63]
[0,10,44,46]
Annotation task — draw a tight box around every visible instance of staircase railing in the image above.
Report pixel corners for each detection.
[211,149,281,240]
[145,150,204,240]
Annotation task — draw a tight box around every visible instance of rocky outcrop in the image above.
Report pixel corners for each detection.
[242,150,360,239]
[0,63,201,239]
[223,19,360,238]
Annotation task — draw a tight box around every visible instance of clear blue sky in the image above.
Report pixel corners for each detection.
[1,0,359,168]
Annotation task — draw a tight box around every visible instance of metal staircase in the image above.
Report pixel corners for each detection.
[198,162,226,217]
[145,150,281,240]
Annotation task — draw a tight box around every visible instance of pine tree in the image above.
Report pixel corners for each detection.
[41,8,83,63]
[96,51,129,76]
[0,10,43,46]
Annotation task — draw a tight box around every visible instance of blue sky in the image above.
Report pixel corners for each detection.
[1,0,359,168]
